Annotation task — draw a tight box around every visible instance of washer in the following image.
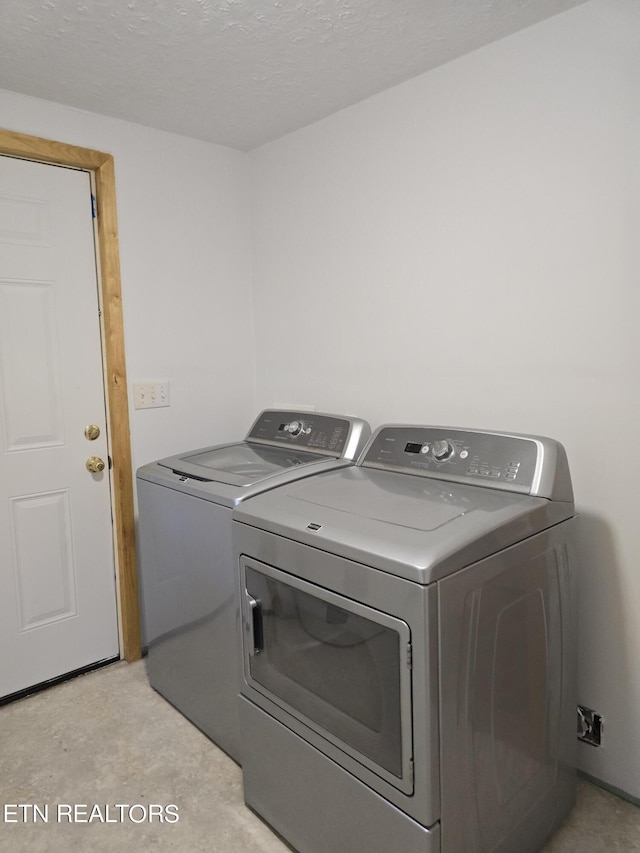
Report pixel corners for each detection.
[233,424,578,853]
[136,409,370,763]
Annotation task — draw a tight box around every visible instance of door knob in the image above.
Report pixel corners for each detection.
[86,456,106,473]
[84,424,101,441]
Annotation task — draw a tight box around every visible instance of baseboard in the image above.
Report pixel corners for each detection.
[578,770,640,808]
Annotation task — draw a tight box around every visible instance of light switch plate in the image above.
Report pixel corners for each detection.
[133,381,170,409]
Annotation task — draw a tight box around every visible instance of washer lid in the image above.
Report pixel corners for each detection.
[158,441,328,486]
[233,466,574,583]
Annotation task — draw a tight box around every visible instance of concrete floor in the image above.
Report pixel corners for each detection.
[1,660,639,852]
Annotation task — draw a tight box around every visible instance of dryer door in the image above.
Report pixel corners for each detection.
[241,559,414,794]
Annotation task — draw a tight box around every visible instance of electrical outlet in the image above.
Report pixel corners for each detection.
[133,381,170,410]
[577,705,603,746]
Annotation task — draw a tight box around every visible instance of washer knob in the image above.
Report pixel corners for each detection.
[432,439,455,462]
[287,420,304,436]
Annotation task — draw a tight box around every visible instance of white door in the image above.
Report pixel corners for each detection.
[0,155,119,698]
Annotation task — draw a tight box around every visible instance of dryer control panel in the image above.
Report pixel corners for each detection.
[247,410,370,460]
[361,425,573,502]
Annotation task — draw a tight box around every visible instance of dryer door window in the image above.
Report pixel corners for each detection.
[241,560,413,793]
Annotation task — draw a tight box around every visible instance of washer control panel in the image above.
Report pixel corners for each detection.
[362,426,541,494]
[248,410,354,457]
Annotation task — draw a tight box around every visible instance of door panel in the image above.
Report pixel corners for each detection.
[10,489,77,630]
[0,281,64,449]
[0,155,119,698]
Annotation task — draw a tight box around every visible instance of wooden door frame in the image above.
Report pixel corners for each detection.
[0,128,141,662]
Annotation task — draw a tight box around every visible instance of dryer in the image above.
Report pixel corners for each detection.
[233,424,578,853]
[136,409,370,763]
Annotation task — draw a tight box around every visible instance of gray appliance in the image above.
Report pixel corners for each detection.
[136,409,370,763]
[233,424,578,853]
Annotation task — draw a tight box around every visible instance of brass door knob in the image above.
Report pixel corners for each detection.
[84,424,101,441]
[86,456,106,473]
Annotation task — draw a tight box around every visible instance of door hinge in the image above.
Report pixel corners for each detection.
[91,194,96,219]
[407,642,413,669]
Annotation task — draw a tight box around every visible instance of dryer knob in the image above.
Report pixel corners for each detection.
[432,439,455,462]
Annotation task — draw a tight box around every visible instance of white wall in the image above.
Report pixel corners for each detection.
[0,87,255,472]
[249,0,640,799]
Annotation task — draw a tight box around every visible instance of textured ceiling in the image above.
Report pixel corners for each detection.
[1,0,587,151]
